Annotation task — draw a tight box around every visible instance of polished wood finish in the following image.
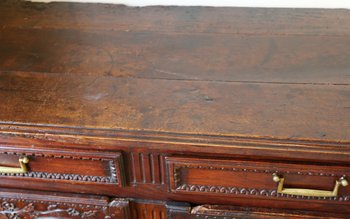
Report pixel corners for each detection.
[0,0,350,217]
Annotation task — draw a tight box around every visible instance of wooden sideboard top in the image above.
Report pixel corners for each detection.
[1,0,350,143]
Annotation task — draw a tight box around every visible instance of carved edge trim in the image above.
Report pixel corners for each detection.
[175,184,350,202]
[190,206,348,219]
[176,164,342,177]
[2,122,349,147]
[1,151,113,161]
[0,151,120,184]
[172,165,350,202]
[0,196,125,219]
[0,197,103,209]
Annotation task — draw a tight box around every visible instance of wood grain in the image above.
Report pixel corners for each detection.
[0,1,350,143]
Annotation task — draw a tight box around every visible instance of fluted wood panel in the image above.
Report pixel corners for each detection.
[129,152,164,185]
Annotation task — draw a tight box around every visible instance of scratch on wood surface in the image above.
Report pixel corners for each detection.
[155,69,199,80]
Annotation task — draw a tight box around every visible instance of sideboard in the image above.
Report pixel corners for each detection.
[1,0,350,218]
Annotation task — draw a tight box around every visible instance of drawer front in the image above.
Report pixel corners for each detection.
[166,157,350,204]
[188,205,348,219]
[0,189,130,219]
[0,148,124,194]
[165,203,349,219]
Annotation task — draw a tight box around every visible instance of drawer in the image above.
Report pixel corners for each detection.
[0,148,125,194]
[166,203,349,219]
[188,205,348,219]
[166,157,350,209]
[0,188,130,219]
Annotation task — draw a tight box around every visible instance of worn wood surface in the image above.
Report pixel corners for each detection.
[1,0,350,143]
[1,1,350,216]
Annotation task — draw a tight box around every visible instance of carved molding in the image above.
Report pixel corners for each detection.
[176,164,339,177]
[0,197,130,219]
[0,170,116,184]
[2,122,349,150]
[2,151,112,161]
[173,165,350,202]
[175,183,350,202]
[0,200,100,219]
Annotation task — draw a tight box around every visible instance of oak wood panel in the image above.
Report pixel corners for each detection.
[2,0,350,36]
[1,28,350,84]
[0,71,349,143]
[0,1,350,144]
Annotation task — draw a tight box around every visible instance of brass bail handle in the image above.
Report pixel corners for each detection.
[0,156,30,174]
[272,173,348,197]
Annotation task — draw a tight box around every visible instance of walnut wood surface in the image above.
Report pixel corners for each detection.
[1,0,350,143]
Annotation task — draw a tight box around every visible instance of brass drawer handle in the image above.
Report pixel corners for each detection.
[272,173,348,197]
[0,156,29,173]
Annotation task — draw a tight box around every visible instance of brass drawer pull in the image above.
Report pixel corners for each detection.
[272,173,348,197]
[0,156,29,173]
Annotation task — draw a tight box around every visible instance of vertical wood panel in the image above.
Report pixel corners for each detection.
[159,154,165,184]
[130,200,167,219]
[142,153,152,183]
[151,153,160,184]
[130,152,143,183]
